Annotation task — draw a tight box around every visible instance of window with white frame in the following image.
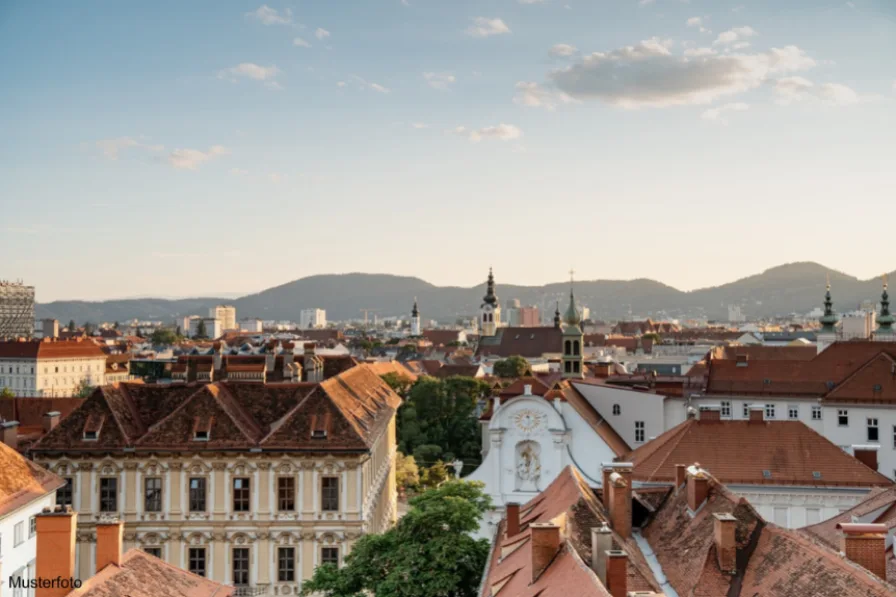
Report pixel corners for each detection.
[868,418,879,442]
[743,403,751,418]
[838,410,848,426]
[634,421,645,443]
[811,406,822,420]
[788,405,799,419]
[765,404,776,419]
[14,521,24,546]
[721,401,731,418]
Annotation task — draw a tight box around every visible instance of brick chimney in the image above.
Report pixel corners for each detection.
[713,513,737,574]
[748,406,764,423]
[43,411,61,434]
[852,445,880,472]
[95,519,124,572]
[837,523,887,581]
[699,406,721,422]
[36,505,78,597]
[530,523,561,583]
[687,465,710,512]
[1,420,19,451]
[675,464,687,489]
[605,550,628,597]
[609,471,632,539]
[506,502,520,537]
[591,523,613,585]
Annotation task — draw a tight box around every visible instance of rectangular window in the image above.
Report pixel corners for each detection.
[233,478,250,512]
[868,418,879,442]
[144,547,162,558]
[144,477,162,512]
[188,548,206,577]
[321,477,339,512]
[634,421,645,443]
[838,409,848,426]
[720,401,731,418]
[806,508,821,525]
[232,548,250,586]
[811,406,822,421]
[189,478,207,512]
[788,405,799,420]
[742,403,750,418]
[278,547,296,582]
[14,521,24,546]
[773,507,789,527]
[765,404,776,419]
[278,477,296,511]
[321,547,339,567]
[29,516,36,538]
[100,477,118,512]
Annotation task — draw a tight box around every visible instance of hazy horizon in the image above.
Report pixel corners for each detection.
[2,0,894,302]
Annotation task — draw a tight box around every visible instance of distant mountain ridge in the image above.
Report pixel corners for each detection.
[35,262,895,324]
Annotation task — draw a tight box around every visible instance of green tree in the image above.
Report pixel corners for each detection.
[380,372,414,397]
[113,321,120,330]
[150,328,180,345]
[0,387,15,398]
[74,379,94,398]
[195,319,208,339]
[395,452,420,497]
[419,460,450,490]
[175,325,182,337]
[83,321,96,335]
[67,319,76,331]
[641,332,662,344]
[398,376,490,475]
[396,344,418,361]
[492,355,530,378]
[300,480,491,597]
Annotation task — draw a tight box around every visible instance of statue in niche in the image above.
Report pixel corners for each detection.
[515,441,542,492]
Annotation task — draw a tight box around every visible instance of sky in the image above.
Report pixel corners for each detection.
[1,0,894,302]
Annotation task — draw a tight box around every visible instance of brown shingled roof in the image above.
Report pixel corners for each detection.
[0,441,65,517]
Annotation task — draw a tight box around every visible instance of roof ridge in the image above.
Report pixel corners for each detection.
[135,384,217,445]
[259,384,319,444]
[211,383,265,443]
[627,419,692,480]
[98,385,139,446]
[116,383,148,440]
[825,351,896,398]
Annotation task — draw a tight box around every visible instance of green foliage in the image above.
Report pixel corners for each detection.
[150,328,181,346]
[67,319,75,331]
[83,322,95,335]
[641,332,662,343]
[419,460,450,489]
[395,452,420,495]
[398,376,490,475]
[74,379,94,398]
[195,319,208,339]
[380,372,414,397]
[300,480,492,597]
[492,355,530,378]
[396,344,418,361]
[113,321,120,330]
[0,387,15,398]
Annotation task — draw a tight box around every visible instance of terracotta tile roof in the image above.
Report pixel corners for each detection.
[32,364,401,454]
[480,466,659,597]
[476,326,563,358]
[0,397,84,427]
[0,338,107,360]
[803,486,896,549]
[709,344,818,361]
[421,329,464,346]
[70,548,233,597]
[0,441,65,517]
[431,364,482,378]
[363,360,419,382]
[825,352,896,403]
[624,418,893,487]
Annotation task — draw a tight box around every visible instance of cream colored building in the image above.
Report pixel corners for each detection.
[31,364,399,595]
[210,305,237,332]
[0,338,107,397]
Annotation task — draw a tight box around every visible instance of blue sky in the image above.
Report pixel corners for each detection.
[1,0,894,301]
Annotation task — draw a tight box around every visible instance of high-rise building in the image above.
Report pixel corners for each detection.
[0,280,35,338]
[518,306,540,327]
[209,305,236,331]
[300,308,327,329]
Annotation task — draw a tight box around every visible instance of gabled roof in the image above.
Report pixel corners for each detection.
[476,326,563,358]
[624,418,893,487]
[0,338,107,360]
[32,364,400,454]
[825,352,896,403]
[0,441,65,517]
[803,486,896,549]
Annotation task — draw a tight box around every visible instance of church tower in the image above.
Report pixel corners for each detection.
[480,267,501,337]
[561,275,584,379]
[875,275,894,341]
[410,297,421,336]
[553,302,561,329]
[817,278,839,354]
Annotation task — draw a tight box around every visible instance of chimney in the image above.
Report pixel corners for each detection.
[602,464,614,521]
[687,465,710,512]
[852,445,880,472]
[591,523,613,585]
[609,470,632,539]
[530,523,561,583]
[43,411,61,434]
[837,523,887,581]
[713,513,737,574]
[748,405,764,423]
[1,420,19,451]
[36,505,78,597]
[95,519,124,572]
[699,406,721,422]
[506,502,521,537]
[605,550,628,597]
[675,464,687,489]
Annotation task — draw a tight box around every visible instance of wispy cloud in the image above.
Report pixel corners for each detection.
[774,77,868,106]
[245,5,293,26]
[701,102,749,124]
[465,17,511,38]
[424,72,456,90]
[411,122,429,129]
[315,27,330,40]
[168,145,229,170]
[713,26,757,46]
[218,63,281,88]
[549,43,577,58]
[514,82,576,110]
[452,124,522,143]
[686,16,710,33]
[344,75,390,93]
[293,37,311,48]
[93,137,164,160]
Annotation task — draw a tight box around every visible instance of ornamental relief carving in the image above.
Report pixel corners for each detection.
[257,462,273,471]
[77,462,95,471]
[123,462,139,471]
[275,512,299,521]
[275,532,299,545]
[54,461,73,475]
[187,512,210,521]
[187,532,211,546]
[212,462,228,471]
[317,532,342,545]
[275,463,294,474]
[100,462,120,475]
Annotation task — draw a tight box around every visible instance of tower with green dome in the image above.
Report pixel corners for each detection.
[875,275,894,341]
[562,272,584,379]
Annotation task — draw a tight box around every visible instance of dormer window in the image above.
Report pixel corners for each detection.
[193,416,214,441]
[83,430,98,441]
[83,414,105,441]
[311,429,328,439]
[310,413,330,439]
[194,430,209,441]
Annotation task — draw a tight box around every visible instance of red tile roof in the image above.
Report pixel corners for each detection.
[624,418,893,487]
[0,338,107,360]
[803,486,896,549]
[421,329,465,346]
[0,441,65,517]
[476,326,563,358]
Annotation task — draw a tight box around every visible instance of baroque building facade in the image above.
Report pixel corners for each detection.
[30,364,399,595]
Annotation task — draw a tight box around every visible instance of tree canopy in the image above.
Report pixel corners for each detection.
[398,375,491,475]
[150,327,181,346]
[492,355,530,378]
[380,372,414,397]
[300,480,492,597]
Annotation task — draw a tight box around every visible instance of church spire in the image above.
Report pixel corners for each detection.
[411,297,419,318]
[563,269,581,326]
[819,275,838,334]
[482,267,498,306]
[876,274,894,337]
[554,301,561,329]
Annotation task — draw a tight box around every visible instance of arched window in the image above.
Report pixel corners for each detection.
[565,340,571,354]
[573,362,580,373]
[564,361,572,373]
[573,341,580,356]
[612,404,621,416]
